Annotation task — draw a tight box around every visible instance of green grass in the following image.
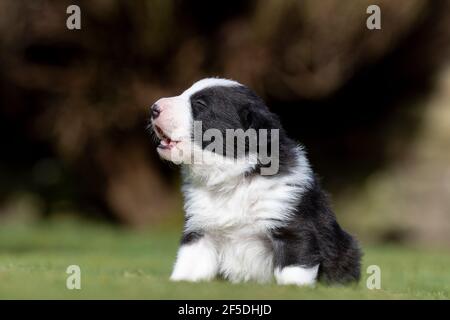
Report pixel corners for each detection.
[0,219,449,299]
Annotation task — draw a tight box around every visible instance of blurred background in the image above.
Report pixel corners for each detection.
[1,0,449,248]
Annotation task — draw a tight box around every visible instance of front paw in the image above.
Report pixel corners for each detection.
[170,267,216,282]
[170,240,218,282]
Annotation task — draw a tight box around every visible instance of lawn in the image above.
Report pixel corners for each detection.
[0,219,448,299]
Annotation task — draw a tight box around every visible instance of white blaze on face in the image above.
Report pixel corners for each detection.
[153,96,192,141]
[151,93,192,163]
[151,78,240,163]
[180,78,240,97]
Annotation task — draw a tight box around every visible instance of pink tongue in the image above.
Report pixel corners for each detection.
[161,139,176,148]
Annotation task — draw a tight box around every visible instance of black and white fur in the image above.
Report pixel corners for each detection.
[150,78,361,286]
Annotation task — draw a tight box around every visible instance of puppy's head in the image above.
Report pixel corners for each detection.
[150,78,280,168]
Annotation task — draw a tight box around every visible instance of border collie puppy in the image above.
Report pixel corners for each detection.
[149,78,361,286]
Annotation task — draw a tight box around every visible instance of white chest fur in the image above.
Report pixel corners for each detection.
[179,156,312,283]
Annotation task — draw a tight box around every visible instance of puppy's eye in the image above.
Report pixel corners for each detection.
[194,99,207,108]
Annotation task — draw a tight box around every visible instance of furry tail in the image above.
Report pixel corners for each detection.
[318,225,362,284]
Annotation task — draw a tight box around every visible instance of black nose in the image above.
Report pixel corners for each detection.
[151,103,161,119]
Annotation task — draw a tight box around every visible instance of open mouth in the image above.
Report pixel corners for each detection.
[154,125,180,150]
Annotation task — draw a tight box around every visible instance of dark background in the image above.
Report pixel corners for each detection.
[1,0,449,247]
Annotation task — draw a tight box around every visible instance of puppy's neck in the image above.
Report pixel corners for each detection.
[182,153,257,189]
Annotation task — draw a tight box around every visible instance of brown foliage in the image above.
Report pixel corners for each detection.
[0,0,449,226]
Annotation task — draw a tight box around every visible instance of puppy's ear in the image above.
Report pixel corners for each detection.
[240,104,278,130]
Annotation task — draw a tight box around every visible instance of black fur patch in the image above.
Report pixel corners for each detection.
[180,230,203,245]
[270,176,362,284]
[189,85,298,176]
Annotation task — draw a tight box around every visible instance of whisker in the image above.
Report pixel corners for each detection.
[145,119,161,144]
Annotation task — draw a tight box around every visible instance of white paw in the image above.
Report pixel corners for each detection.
[170,238,218,282]
[275,265,319,286]
[170,268,215,282]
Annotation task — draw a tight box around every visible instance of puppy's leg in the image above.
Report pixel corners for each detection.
[271,229,321,286]
[170,232,218,282]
